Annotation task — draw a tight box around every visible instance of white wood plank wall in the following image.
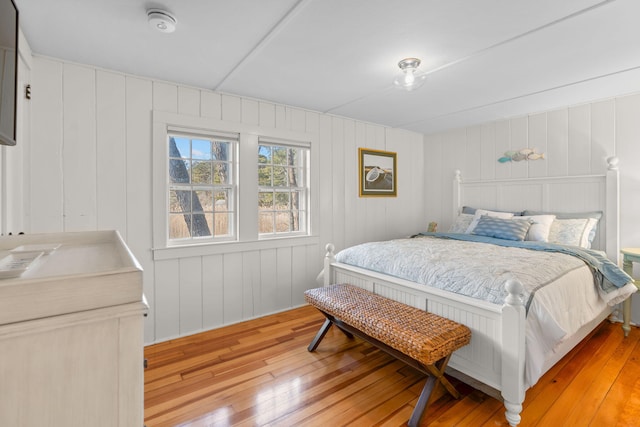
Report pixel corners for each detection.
[25,56,426,343]
[424,94,640,324]
[18,53,639,338]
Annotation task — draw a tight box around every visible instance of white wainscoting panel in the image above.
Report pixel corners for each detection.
[546,109,569,177]
[223,252,244,325]
[125,76,155,343]
[202,254,224,330]
[62,64,97,232]
[30,58,63,233]
[96,71,127,236]
[591,99,615,175]
[528,113,548,178]
[568,104,591,176]
[179,256,203,336]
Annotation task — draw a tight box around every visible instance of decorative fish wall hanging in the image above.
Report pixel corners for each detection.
[498,148,545,163]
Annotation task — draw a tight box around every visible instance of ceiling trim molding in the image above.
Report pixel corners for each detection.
[416,0,616,80]
[213,0,314,92]
[400,63,640,130]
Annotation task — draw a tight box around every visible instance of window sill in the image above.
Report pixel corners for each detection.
[152,235,320,261]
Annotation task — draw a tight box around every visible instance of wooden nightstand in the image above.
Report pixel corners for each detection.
[621,248,640,337]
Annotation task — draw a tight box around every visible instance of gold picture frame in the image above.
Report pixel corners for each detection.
[358,148,397,197]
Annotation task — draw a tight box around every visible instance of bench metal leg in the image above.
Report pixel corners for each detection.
[409,374,438,427]
[308,318,333,351]
[335,325,354,339]
[408,354,456,427]
[321,311,354,339]
[426,354,458,399]
[308,311,357,352]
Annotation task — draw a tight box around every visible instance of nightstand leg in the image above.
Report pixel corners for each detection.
[622,257,633,337]
[622,297,631,337]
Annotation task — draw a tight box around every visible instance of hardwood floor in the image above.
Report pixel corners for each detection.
[144,305,640,426]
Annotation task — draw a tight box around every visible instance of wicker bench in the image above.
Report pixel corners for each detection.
[304,284,471,427]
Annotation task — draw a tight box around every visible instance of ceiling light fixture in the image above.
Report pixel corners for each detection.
[147,9,177,33]
[393,57,427,91]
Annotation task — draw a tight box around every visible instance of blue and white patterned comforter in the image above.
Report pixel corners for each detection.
[334,233,637,387]
[334,233,633,311]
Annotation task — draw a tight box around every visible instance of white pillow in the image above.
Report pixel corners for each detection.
[520,215,556,242]
[465,209,514,234]
[547,218,599,248]
[448,213,474,233]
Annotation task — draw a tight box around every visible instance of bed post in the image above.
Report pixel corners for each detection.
[453,169,462,221]
[501,279,526,427]
[323,243,336,287]
[606,156,620,264]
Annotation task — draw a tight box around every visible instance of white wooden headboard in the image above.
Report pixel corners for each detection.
[453,157,620,263]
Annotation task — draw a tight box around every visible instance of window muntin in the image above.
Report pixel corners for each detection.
[168,133,236,243]
[258,143,309,236]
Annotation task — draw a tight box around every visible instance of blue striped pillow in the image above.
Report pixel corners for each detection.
[472,216,532,241]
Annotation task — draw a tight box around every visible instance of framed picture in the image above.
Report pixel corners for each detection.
[359,148,397,197]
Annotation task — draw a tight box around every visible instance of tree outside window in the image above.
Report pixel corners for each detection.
[258,143,308,236]
[168,134,236,242]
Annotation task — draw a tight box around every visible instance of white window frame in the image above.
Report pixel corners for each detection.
[151,111,319,260]
[167,129,238,245]
[258,137,310,238]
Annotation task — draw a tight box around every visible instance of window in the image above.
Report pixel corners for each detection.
[258,140,309,236]
[168,131,237,243]
[153,111,317,256]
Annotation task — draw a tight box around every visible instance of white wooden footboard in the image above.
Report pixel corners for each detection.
[323,244,526,426]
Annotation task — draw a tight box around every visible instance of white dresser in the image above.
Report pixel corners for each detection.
[0,230,147,427]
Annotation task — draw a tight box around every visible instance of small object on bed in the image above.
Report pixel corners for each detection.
[304,283,471,427]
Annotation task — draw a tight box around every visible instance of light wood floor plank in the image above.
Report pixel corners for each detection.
[560,329,639,426]
[144,305,639,426]
[589,336,640,426]
[514,322,614,427]
[532,323,626,426]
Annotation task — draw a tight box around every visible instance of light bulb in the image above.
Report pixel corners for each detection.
[404,70,415,85]
[393,57,426,91]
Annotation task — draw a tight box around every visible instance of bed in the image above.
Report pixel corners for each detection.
[320,157,637,426]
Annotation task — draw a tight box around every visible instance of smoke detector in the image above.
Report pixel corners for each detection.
[147,9,177,33]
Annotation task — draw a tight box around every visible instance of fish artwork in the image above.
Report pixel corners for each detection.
[526,152,545,160]
[498,148,545,163]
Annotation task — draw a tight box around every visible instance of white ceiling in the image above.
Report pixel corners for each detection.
[14,0,640,135]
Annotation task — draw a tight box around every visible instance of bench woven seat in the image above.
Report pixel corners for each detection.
[304,283,471,427]
[304,283,471,366]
